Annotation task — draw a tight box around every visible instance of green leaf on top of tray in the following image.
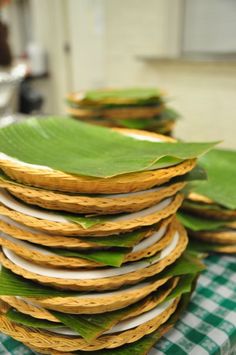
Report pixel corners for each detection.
[6,308,63,329]
[188,149,236,210]
[159,252,205,277]
[64,213,110,228]
[51,247,130,267]
[164,274,196,302]
[84,88,163,103]
[119,118,154,129]
[0,117,218,178]
[171,165,207,184]
[84,228,148,248]
[177,212,227,232]
[160,107,180,121]
[183,200,225,212]
[0,266,79,298]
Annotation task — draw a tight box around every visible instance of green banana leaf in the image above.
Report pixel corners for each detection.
[64,213,110,228]
[183,200,225,212]
[118,118,158,130]
[6,309,63,329]
[188,149,236,210]
[0,266,80,298]
[83,228,149,248]
[159,253,205,278]
[0,253,204,298]
[164,274,196,302]
[50,246,131,267]
[117,107,180,130]
[5,274,197,342]
[171,165,207,183]
[0,117,217,178]
[68,88,164,107]
[84,88,162,102]
[177,212,228,232]
[159,107,180,121]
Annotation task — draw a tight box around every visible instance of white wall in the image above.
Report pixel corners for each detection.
[67,0,106,91]
[103,0,236,149]
[30,0,71,113]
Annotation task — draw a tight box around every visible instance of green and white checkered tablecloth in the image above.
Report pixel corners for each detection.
[0,254,235,355]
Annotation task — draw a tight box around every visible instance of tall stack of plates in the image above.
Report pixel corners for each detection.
[0,117,214,354]
[66,88,179,136]
[179,149,236,254]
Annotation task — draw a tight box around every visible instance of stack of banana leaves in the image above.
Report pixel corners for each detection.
[179,149,236,254]
[0,116,216,354]
[66,88,179,136]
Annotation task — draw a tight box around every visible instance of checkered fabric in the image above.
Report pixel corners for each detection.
[0,254,235,355]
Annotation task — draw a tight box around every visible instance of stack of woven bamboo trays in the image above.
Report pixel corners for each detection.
[67,88,179,136]
[0,123,205,354]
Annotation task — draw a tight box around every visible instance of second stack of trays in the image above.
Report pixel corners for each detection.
[66,88,179,136]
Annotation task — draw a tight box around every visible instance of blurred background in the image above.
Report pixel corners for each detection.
[0,0,236,147]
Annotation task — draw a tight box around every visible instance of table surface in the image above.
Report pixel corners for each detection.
[0,254,236,355]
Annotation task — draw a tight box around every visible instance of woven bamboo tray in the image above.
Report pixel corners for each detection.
[185,194,236,221]
[0,157,195,195]
[28,277,172,314]
[0,128,196,194]
[184,205,236,221]
[23,311,176,355]
[0,215,173,249]
[1,277,178,323]
[0,176,185,214]
[0,218,175,268]
[209,244,236,253]
[67,104,164,120]
[190,229,236,245]
[0,222,188,291]
[0,193,183,236]
[0,297,179,351]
